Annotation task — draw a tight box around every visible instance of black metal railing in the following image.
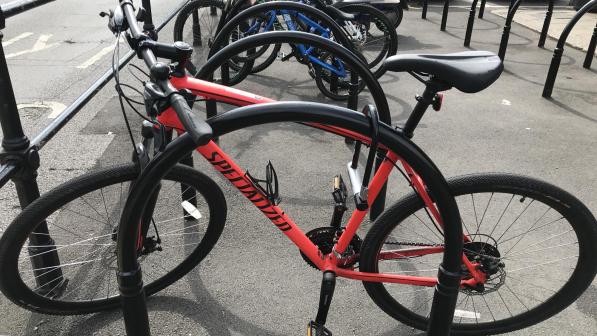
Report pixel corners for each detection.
[543,0,597,98]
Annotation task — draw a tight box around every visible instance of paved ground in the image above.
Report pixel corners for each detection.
[489,1,597,51]
[0,0,596,335]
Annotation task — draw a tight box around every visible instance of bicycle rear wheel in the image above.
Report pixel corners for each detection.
[0,163,226,314]
[360,174,597,335]
[312,51,366,101]
[334,3,398,78]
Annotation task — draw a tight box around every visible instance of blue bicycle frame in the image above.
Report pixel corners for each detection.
[244,9,347,77]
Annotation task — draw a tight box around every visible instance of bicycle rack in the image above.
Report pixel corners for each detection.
[496,0,557,60]
[0,0,191,290]
[543,0,597,98]
[421,0,451,31]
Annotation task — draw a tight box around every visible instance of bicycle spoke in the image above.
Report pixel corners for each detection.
[501,206,551,256]
[21,232,113,262]
[486,194,515,239]
[99,187,114,229]
[470,296,479,324]
[79,195,111,226]
[506,275,558,294]
[506,255,578,273]
[496,289,513,317]
[481,294,496,322]
[476,192,494,235]
[493,199,535,246]
[499,217,566,247]
[412,212,444,242]
[502,241,578,259]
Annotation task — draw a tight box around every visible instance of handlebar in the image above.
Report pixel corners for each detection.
[168,93,213,145]
[120,0,212,145]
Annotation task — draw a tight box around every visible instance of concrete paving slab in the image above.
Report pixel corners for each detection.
[492,7,597,52]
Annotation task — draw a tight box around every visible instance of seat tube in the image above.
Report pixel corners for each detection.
[402,86,435,139]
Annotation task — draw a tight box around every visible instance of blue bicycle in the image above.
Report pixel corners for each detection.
[174,0,398,99]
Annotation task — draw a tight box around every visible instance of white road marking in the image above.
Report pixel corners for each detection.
[453,309,481,319]
[5,34,60,59]
[77,46,114,69]
[2,32,34,47]
[17,101,66,119]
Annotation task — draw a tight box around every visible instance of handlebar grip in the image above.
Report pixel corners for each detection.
[169,93,213,145]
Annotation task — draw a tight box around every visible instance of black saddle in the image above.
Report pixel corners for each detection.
[383,51,503,93]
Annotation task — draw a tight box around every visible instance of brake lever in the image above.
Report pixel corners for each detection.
[100,6,128,35]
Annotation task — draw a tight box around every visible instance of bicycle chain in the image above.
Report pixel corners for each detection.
[384,241,444,247]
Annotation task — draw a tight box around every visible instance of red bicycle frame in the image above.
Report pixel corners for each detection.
[154,74,483,288]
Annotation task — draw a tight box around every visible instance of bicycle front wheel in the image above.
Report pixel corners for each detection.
[360,174,597,335]
[0,163,226,315]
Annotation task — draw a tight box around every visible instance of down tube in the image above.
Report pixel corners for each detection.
[196,141,324,268]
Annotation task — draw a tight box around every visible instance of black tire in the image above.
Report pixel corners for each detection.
[0,163,227,315]
[334,3,398,78]
[313,59,365,101]
[360,174,597,335]
[227,37,281,74]
[250,43,281,74]
[571,0,597,12]
[173,0,253,85]
[384,6,403,28]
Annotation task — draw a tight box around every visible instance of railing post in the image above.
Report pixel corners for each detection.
[583,21,597,69]
[192,10,202,46]
[498,0,522,60]
[0,29,64,292]
[538,0,554,47]
[478,0,486,18]
[542,47,562,97]
[464,0,479,47]
[440,0,450,31]
[347,72,359,112]
[543,0,597,97]
[141,0,154,32]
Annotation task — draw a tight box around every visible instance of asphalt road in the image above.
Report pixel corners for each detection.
[0,0,596,335]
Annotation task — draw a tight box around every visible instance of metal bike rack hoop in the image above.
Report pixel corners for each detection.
[543,0,597,98]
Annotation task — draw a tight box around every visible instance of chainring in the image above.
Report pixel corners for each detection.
[300,227,362,269]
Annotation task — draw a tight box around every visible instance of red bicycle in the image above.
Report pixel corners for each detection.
[0,2,595,336]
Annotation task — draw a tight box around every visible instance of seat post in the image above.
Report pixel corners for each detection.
[402,85,438,139]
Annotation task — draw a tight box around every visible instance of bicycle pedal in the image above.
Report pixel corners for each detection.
[332,175,347,204]
[330,175,348,227]
[278,51,291,61]
[307,321,332,336]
